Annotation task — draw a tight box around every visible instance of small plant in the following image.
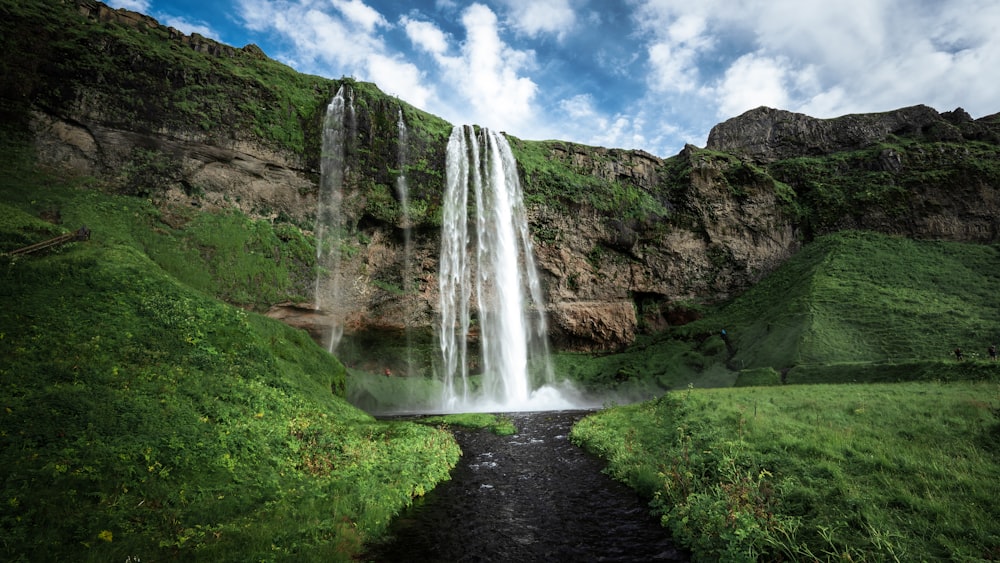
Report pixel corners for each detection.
[419,413,518,436]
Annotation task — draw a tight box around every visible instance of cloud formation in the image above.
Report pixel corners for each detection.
[108,0,1000,156]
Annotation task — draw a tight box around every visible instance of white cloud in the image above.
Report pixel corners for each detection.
[402,17,449,55]
[331,0,387,33]
[559,94,597,120]
[234,0,430,107]
[636,9,710,94]
[632,0,1000,123]
[225,0,998,156]
[499,0,576,40]
[367,53,433,109]
[103,0,150,11]
[667,13,707,45]
[237,0,373,69]
[462,4,538,124]
[554,95,682,153]
[647,41,697,93]
[423,4,539,133]
[713,54,792,118]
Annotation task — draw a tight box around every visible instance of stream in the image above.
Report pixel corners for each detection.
[364,410,687,562]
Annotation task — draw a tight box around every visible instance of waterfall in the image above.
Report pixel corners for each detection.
[439,125,564,412]
[397,108,414,374]
[314,85,354,353]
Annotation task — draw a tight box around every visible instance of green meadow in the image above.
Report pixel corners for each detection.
[572,381,1000,561]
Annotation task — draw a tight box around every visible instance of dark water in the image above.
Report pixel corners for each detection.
[364,410,687,562]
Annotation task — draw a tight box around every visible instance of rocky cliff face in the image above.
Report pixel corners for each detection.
[29,111,318,224]
[5,0,1000,355]
[707,106,1000,243]
[706,105,1000,163]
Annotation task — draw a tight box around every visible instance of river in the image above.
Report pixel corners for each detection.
[364,410,687,562]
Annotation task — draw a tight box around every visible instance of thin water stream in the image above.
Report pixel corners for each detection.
[365,410,687,562]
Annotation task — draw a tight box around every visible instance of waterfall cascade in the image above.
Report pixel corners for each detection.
[314,86,354,353]
[396,109,415,374]
[438,125,569,412]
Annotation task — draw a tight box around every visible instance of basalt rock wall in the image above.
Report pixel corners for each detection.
[5,0,1000,352]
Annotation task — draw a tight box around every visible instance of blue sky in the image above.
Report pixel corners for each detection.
[107,0,999,157]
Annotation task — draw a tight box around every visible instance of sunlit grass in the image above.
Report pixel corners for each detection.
[561,230,1000,393]
[572,381,1000,561]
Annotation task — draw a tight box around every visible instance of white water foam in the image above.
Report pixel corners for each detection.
[314,85,354,353]
[438,126,588,413]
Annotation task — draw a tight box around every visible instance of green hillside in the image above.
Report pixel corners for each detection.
[2,1,999,561]
[711,231,1000,367]
[0,135,459,561]
[557,230,1000,395]
[566,233,1000,561]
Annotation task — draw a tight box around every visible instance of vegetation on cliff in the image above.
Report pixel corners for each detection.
[0,131,459,561]
[1,0,331,158]
[558,230,1000,390]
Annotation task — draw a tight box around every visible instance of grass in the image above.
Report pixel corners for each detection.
[700,231,1000,370]
[0,134,460,561]
[571,381,1000,561]
[563,229,1000,561]
[0,158,316,312]
[2,0,332,157]
[561,230,1000,394]
[508,137,670,223]
[418,413,518,436]
[767,139,1000,235]
[5,3,1000,560]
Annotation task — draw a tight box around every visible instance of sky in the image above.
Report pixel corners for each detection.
[106,0,999,157]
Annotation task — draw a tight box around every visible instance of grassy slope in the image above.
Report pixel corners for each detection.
[558,230,1000,394]
[0,141,459,561]
[567,231,1000,561]
[572,382,1000,561]
[709,231,1000,368]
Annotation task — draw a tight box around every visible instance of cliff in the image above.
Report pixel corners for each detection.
[3,0,999,356]
[707,105,1000,163]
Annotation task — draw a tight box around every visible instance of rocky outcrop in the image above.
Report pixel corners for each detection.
[75,0,258,59]
[29,111,317,223]
[706,105,997,163]
[548,143,663,191]
[265,302,334,345]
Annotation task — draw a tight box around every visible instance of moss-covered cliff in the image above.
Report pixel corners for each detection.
[3,0,999,355]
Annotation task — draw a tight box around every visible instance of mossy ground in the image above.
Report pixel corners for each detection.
[559,230,1000,393]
